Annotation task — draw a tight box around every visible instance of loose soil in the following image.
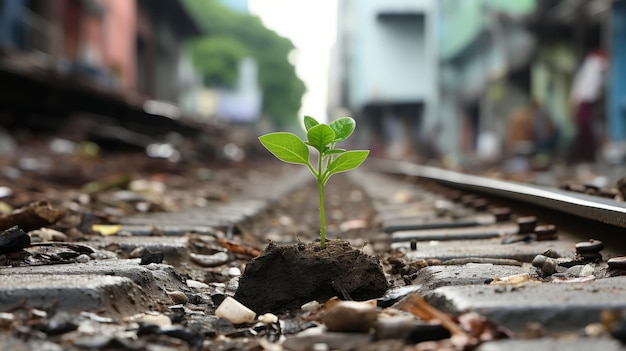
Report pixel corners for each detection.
[235,168,393,314]
[234,239,389,314]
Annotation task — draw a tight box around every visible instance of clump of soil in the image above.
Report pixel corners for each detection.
[234,239,389,314]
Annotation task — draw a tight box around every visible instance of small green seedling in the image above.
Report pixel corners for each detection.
[259,116,369,249]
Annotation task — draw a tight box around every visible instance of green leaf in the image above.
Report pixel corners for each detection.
[325,150,369,182]
[324,149,346,155]
[307,124,335,152]
[329,117,355,142]
[259,132,310,165]
[304,116,319,131]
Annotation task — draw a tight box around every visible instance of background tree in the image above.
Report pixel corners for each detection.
[184,0,306,128]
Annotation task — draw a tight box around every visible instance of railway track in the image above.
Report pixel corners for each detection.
[349,158,626,349]
[3,151,626,350]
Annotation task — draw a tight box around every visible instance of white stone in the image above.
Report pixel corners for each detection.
[301,300,321,312]
[258,313,279,324]
[215,297,256,324]
[186,279,209,289]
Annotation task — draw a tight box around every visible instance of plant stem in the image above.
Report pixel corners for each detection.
[318,178,326,249]
[317,151,327,249]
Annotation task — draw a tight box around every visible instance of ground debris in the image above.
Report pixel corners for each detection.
[0,201,66,232]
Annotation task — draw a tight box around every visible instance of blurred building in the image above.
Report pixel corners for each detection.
[438,0,536,165]
[0,0,203,135]
[330,0,626,167]
[328,0,438,160]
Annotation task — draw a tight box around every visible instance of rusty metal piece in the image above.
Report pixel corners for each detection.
[461,194,477,207]
[575,239,604,254]
[516,216,537,234]
[471,198,489,212]
[491,207,511,222]
[608,257,626,270]
[534,224,557,241]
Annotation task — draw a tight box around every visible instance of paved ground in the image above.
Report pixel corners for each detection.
[1,149,626,350]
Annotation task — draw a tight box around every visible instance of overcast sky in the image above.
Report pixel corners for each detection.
[248,0,338,123]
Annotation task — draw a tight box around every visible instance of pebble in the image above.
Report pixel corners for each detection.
[301,300,321,313]
[321,300,378,332]
[373,315,422,340]
[542,259,557,275]
[258,313,279,324]
[29,228,68,242]
[0,226,30,254]
[75,254,90,263]
[135,313,172,329]
[129,247,145,259]
[215,297,257,324]
[531,254,547,268]
[190,252,230,267]
[0,312,14,328]
[167,290,188,304]
[186,279,209,289]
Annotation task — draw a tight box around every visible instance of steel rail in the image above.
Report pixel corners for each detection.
[369,158,626,229]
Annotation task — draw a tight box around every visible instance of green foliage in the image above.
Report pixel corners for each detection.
[259,116,369,248]
[183,0,305,127]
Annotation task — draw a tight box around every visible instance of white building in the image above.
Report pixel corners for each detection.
[328,0,438,160]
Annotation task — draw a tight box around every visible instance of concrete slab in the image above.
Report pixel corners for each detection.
[426,276,626,332]
[401,239,576,263]
[0,274,148,316]
[94,236,189,264]
[475,338,626,351]
[0,259,186,293]
[116,224,216,236]
[391,223,520,242]
[412,264,529,293]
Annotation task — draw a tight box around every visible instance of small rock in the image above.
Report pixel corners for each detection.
[215,297,257,324]
[190,252,229,267]
[136,313,172,329]
[258,313,279,324]
[542,259,557,275]
[29,228,67,242]
[140,249,164,265]
[580,264,595,277]
[75,254,90,263]
[0,226,30,254]
[227,267,241,276]
[44,312,78,335]
[167,291,188,304]
[531,254,547,268]
[321,300,378,332]
[0,312,14,329]
[187,279,209,289]
[301,300,321,313]
[373,315,422,340]
[129,247,145,259]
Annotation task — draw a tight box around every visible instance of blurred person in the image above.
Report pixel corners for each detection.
[570,49,608,163]
[531,99,556,156]
[505,103,535,158]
